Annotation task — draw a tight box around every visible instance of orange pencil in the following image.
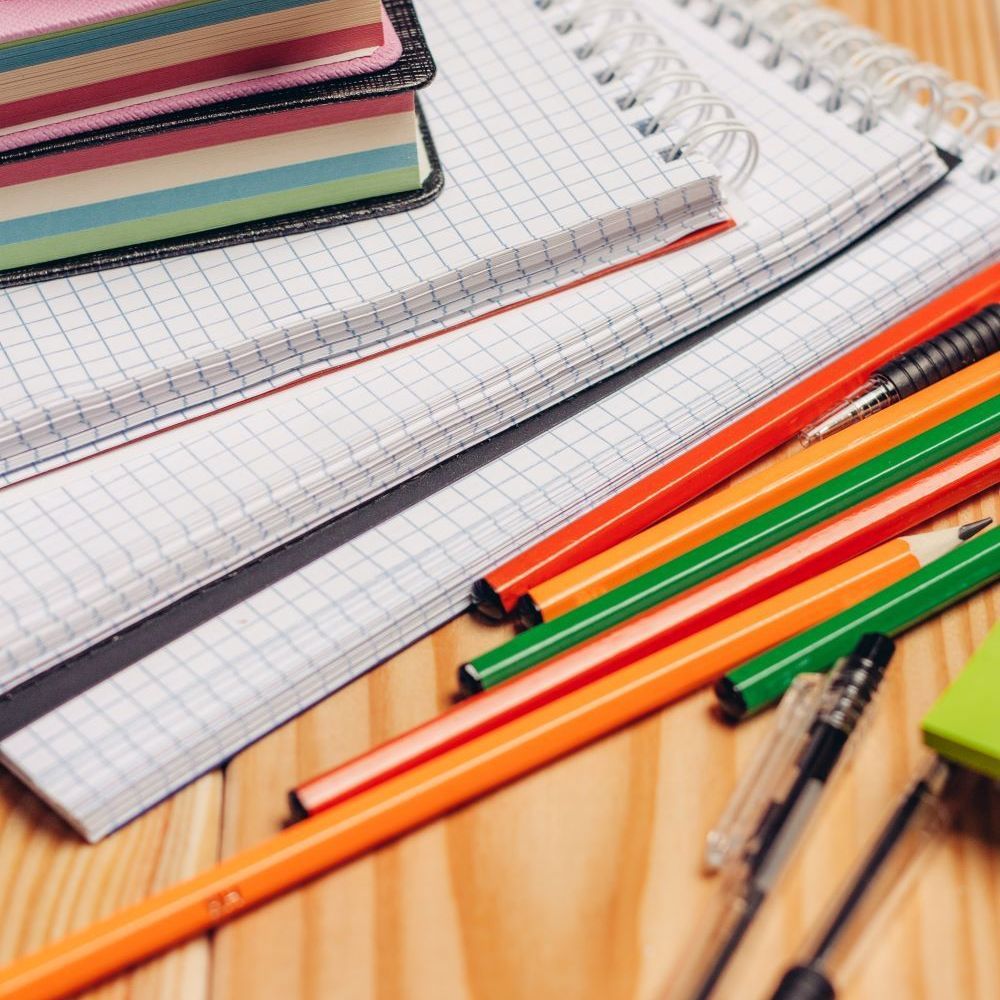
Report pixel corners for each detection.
[518,351,1000,625]
[0,528,970,1000]
[292,438,998,817]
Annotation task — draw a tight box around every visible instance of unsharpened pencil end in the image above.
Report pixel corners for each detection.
[457,662,484,695]
[515,594,543,628]
[958,517,993,541]
[714,675,748,721]
[287,789,310,824]
[471,578,507,621]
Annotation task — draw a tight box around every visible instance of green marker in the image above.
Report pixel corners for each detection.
[923,622,1000,779]
[716,525,1000,719]
[460,395,1000,693]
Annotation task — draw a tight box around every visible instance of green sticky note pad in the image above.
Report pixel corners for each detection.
[923,623,1000,779]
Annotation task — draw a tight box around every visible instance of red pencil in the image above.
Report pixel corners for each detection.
[292,434,1000,818]
[472,262,1000,618]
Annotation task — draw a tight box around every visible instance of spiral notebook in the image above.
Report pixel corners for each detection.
[0,0,946,694]
[2,0,990,838]
[0,0,730,480]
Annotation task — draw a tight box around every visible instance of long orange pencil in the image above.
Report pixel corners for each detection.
[519,351,1000,624]
[475,262,1000,618]
[0,527,975,1000]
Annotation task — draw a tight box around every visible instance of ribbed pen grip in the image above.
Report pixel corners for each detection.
[818,633,895,735]
[875,303,1000,395]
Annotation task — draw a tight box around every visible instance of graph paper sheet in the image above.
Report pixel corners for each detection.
[0,0,946,694]
[4,158,996,841]
[0,0,723,478]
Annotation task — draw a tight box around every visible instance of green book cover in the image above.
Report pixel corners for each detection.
[922,622,1000,779]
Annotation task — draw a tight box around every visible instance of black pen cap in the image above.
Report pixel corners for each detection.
[770,966,835,1000]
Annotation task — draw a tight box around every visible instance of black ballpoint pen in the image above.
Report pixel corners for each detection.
[672,633,896,1000]
[768,758,958,1000]
[801,303,1000,444]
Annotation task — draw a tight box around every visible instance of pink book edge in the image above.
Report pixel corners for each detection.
[0,5,401,153]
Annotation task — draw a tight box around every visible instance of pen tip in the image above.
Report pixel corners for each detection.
[958,517,993,541]
[771,966,835,1000]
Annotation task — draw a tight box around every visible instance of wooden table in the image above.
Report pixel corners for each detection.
[2,3,998,998]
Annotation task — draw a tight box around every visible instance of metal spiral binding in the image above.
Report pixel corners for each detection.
[534,0,760,190]
[534,0,998,189]
[673,0,998,175]
[970,104,1000,183]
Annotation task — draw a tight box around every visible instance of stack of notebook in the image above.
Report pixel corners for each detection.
[0,0,441,275]
[2,0,997,840]
[2,0,948,488]
[0,0,735,481]
[0,0,946,685]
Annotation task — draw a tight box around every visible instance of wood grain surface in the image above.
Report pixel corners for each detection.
[1,3,998,999]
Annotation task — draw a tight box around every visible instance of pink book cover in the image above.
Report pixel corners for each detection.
[0,4,401,152]
[1,0,186,43]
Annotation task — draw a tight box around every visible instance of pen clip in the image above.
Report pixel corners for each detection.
[705,673,827,873]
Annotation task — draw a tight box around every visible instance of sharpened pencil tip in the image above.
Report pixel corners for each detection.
[958,517,993,541]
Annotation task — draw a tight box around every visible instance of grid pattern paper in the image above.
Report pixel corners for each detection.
[5,160,997,840]
[0,0,948,693]
[0,0,722,475]
[0,0,944,484]
[1,0,948,483]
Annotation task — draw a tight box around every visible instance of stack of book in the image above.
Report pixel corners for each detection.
[0,0,441,275]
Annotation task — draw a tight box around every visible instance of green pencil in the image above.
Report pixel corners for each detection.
[459,395,1000,693]
[716,526,1000,719]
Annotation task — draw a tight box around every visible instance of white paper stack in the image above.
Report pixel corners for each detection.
[0,0,951,485]
[5,149,998,841]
